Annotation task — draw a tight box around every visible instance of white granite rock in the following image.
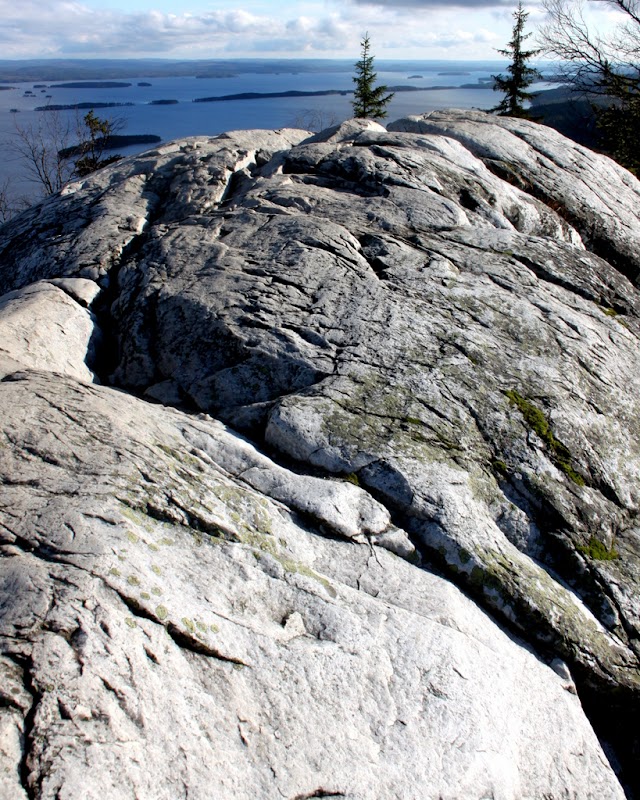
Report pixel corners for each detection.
[0,369,625,800]
[1,111,639,797]
[0,280,97,381]
[388,109,640,282]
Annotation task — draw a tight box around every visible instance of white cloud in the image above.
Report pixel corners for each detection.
[0,1,355,58]
[352,0,516,6]
[4,0,606,59]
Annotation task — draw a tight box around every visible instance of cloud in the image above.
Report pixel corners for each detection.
[0,1,352,58]
[352,0,519,7]
[381,27,500,52]
[0,0,559,59]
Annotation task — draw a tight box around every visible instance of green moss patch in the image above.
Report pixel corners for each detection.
[506,390,585,486]
[491,459,508,476]
[578,536,619,561]
[276,556,337,598]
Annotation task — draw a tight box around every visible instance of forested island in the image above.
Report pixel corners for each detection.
[50,82,132,89]
[191,83,495,104]
[58,134,162,158]
[193,89,350,103]
[35,102,134,111]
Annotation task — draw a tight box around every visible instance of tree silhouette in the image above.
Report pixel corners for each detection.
[492,3,542,117]
[541,0,640,174]
[352,33,394,120]
[74,111,123,177]
[10,108,123,199]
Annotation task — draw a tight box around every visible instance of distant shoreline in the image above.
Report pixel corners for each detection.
[192,84,496,104]
[58,134,162,157]
[0,58,525,84]
[35,102,135,111]
[50,82,132,89]
[25,82,502,113]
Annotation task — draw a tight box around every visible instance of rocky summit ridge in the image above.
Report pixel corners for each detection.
[1,109,639,799]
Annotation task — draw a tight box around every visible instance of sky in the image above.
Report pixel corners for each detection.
[0,0,625,61]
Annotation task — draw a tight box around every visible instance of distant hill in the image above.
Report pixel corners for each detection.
[530,85,612,151]
[0,58,356,82]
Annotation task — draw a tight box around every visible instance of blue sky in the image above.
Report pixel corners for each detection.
[0,0,622,60]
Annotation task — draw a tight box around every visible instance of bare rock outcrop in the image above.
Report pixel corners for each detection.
[1,111,639,798]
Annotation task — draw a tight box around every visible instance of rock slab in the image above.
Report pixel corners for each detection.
[1,113,639,798]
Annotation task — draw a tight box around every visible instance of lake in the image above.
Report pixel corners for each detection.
[0,61,553,202]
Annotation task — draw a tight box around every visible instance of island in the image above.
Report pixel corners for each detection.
[149,99,178,105]
[58,134,162,158]
[194,89,351,103]
[36,102,135,111]
[49,82,132,89]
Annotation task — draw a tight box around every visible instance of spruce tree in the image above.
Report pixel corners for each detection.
[492,3,542,118]
[75,111,122,177]
[352,33,394,120]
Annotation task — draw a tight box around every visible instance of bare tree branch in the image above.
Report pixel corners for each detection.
[541,0,640,73]
[9,108,125,199]
[540,0,640,172]
[0,178,11,224]
[11,109,75,196]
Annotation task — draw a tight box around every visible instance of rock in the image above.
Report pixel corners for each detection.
[0,129,309,294]
[388,109,640,283]
[0,280,97,381]
[0,369,625,800]
[182,421,391,541]
[48,277,101,308]
[1,110,639,797]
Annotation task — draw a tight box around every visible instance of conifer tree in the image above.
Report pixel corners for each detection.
[74,111,122,177]
[352,33,394,120]
[492,3,542,117]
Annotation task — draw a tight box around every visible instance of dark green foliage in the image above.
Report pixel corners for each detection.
[492,3,542,118]
[352,33,394,120]
[491,459,508,476]
[74,110,123,176]
[578,535,619,561]
[594,67,640,175]
[529,93,599,149]
[505,390,585,486]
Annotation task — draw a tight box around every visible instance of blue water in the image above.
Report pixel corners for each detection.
[0,62,552,199]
